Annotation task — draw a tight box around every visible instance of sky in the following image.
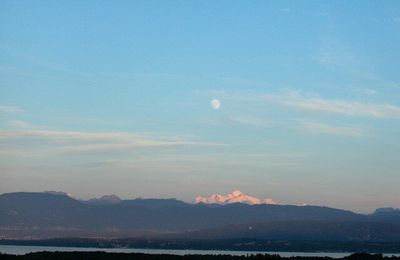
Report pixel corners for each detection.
[0,0,399,213]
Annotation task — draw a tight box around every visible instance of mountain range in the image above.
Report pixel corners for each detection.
[0,191,399,242]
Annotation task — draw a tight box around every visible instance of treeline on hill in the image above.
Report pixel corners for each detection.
[0,252,400,260]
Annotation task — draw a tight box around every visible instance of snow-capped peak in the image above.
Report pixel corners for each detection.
[231,190,243,197]
[194,190,276,205]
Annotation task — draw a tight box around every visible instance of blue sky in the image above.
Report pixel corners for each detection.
[1,0,399,212]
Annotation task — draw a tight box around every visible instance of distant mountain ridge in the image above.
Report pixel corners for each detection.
[0,191,399,241]
[44,191,74,198]
[86,195,121,205]
[195,190,275,205]
[374,207,400,214]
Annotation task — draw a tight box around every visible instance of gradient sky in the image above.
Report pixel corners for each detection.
[1,1,399,213]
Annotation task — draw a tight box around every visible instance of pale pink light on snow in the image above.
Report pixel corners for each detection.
[194,190,276,205]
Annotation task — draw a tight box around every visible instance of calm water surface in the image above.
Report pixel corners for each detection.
[1,245,400,258]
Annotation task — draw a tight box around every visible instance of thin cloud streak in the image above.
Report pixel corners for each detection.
[0,130,147,141]
[226,115,272,127]
[262,92,400,118]
[0,129,224,155]
[0,106,24,114]
[211,115,272,128]
[301,121,367,137]
[314,38,398,92]
[6,120,34,129]
[63,140,223,154]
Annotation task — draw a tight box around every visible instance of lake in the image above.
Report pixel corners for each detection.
[1,244,400,258]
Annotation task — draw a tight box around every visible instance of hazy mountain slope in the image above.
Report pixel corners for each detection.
[180,221,400,242]
[119,198,190,209]
[369,208,400,225]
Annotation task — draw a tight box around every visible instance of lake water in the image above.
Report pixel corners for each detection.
[1,244,400,258]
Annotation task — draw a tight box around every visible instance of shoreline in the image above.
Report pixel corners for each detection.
[1,251,399,260]
[2,238,400,254]
[2,244,400,258]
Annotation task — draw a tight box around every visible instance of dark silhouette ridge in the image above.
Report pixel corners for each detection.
[0,252,399,260]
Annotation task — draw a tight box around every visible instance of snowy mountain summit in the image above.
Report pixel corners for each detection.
[194,190,275,205]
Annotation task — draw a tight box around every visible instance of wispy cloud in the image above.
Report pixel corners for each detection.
[270,7,292,13]
[198,89,400,119]
[0,129,224,156]
[77,152,304,171]
[215,115,272,128]
[0,130,142,142]
[6,120,33,129]
[357,88,377,95]
[0,106,24,114]
[300,121,367,137]
[314,38,398,93]
[262,92,400,118]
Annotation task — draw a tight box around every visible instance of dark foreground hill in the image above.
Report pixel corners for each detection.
[1,252,399,260]
[0,192,399,241]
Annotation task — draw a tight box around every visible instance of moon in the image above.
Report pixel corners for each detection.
[211,99,221,110]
